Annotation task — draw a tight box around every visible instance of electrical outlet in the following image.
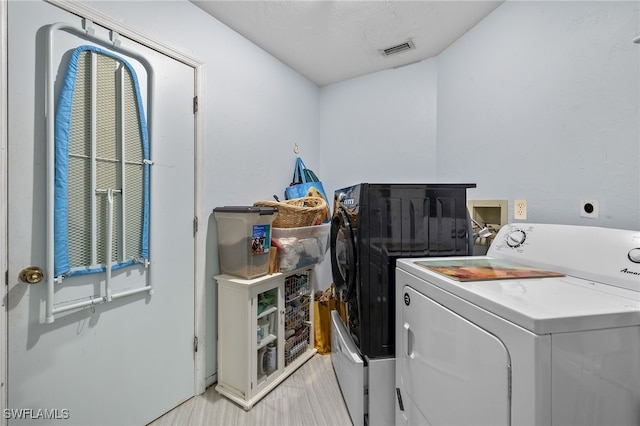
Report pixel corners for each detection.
[514,199,527,220]
[580,200,599,218]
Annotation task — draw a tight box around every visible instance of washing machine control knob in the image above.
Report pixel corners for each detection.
[506,229,527,248]
[628,248,640,263]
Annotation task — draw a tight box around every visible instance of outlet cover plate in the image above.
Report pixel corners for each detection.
[514,199,527,220]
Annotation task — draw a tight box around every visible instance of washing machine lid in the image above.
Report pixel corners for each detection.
[397,256,640,335]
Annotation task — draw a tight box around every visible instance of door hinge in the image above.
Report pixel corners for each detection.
[508,364,512,401]
[193,216,198,236]
[194,336,198,352]
[5,270,8,286]
[396,388,405,411]
[193,96,198,114]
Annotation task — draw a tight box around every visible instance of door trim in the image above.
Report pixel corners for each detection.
[1,0,208,401]
[1,0,8,422]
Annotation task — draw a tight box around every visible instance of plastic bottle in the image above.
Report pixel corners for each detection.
[266,343,277,374]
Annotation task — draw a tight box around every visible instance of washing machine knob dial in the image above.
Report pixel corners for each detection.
[628,248,640,263]
[506,229,527,248]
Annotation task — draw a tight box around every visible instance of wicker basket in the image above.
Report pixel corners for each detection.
[254,196,328,228]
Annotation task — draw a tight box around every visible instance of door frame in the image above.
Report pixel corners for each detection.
[1,0,8,422]
[0,1,208,420]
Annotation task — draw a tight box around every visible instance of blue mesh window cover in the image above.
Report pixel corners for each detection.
[54,45,150,278]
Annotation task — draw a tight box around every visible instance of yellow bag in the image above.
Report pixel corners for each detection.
[314,286,347,354]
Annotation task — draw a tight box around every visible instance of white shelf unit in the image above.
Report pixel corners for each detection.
[215,267,316,410]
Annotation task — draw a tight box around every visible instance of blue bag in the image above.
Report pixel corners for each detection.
[285,157,330,221]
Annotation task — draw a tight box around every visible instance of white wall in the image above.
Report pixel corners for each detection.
[316,59,439,288]
[319,1,639,232]
[437,0,639,230]
[77,0,321,381]
[319,58,439,195]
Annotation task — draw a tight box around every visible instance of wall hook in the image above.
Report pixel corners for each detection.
[110,30,122,47]
[293,143,299,154]
[82,19,96,36]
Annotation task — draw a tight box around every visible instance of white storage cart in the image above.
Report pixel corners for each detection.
[215,267,316,410]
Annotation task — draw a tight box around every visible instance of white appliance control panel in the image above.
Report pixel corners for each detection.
[489,223,640,292]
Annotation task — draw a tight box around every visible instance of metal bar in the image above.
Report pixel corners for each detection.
[90,51,98,266]
[95,189,122,194]
[118,64,126,261]
[110,285,152,300]
[146,259,153,295]
[69,153,144,165]
[105,188,114,302]
[51,285,152,316]
[51,296,105,315]
[45,24,57,324]
[146,59,154,298]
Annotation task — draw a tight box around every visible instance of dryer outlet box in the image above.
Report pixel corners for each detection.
[467,199,508,230]
[580,200,599,218]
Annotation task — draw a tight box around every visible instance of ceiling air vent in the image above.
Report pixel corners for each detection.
[381,39,415,57]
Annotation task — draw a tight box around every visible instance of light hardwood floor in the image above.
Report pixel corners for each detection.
[148,354,353,426]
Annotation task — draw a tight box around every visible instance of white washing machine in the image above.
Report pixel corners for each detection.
[395,223,640,426]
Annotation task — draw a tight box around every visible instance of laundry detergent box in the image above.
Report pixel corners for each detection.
[213,206,278,279]
[272,224,330,272]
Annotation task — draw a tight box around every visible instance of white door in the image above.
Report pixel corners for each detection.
[398,285,511,426]
[7,2,195,424]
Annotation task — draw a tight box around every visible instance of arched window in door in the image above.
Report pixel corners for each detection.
[54,45,150,278]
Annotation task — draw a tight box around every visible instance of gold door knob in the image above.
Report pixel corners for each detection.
[19,266,44,284]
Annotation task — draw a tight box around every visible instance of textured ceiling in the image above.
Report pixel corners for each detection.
[191,1,504,86]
